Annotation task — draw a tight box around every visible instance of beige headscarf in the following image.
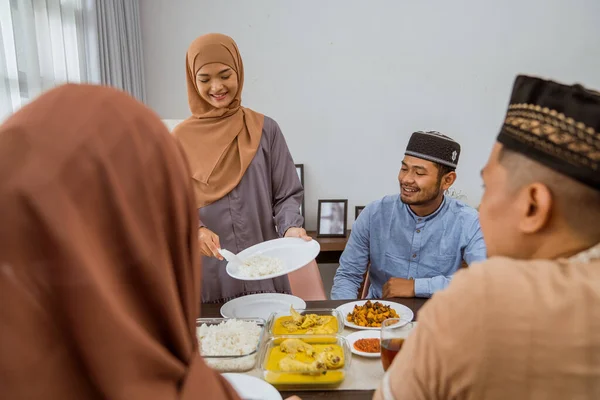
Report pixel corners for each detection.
[173,33,264,208]
[0,84,239,400]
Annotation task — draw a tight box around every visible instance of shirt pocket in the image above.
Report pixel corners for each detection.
[439,228,463,257]
[419,254,459,278]
[383,252,410,280]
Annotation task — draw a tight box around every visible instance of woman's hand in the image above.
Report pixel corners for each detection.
[284,227,312,241]
[198,227,223,260]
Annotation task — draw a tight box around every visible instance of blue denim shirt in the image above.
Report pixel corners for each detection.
[331,195,486,299]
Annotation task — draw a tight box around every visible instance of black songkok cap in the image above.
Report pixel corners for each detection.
[498,75,600,191]
[405,131,461,169]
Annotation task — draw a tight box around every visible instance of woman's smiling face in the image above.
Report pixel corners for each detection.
[195,63,238,109]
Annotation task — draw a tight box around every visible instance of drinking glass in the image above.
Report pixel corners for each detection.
[380,319,414,371]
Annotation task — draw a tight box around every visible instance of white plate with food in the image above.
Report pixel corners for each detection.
[346,330,381,358]
[220,293,306,320]
[222,373,282,400]
[225,237,320,281]
[336,300,413,330]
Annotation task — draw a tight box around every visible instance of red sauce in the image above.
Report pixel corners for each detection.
[353,338,381,353]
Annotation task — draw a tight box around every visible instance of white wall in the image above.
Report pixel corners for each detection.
[141,0,600,231]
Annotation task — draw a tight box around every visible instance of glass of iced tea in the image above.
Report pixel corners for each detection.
[380,318,413,371]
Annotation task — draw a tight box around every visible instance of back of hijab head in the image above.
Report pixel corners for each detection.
[0,84,239,399]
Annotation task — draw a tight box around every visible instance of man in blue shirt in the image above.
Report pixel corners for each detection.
[331,131,487,299]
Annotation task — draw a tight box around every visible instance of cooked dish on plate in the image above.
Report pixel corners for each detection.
[238,254,284,278]
[353,338,381,353]
[346,300,399,327]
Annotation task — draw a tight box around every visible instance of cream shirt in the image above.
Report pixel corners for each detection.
[377,244,600,400]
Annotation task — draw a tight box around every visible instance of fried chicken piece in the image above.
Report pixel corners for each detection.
[280,338,315,357]
[315,347,343,369]
[278,355,326,373]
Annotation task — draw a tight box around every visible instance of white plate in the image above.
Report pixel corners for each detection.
[226,238,320,281]
[222,373,282,400]
[336,300,414,330]
[346,330,381,358]
[220,293,306,320]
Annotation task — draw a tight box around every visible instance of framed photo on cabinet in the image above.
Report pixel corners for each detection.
[317,199,348,238]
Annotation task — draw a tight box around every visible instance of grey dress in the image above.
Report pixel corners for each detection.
[198,116,304,303]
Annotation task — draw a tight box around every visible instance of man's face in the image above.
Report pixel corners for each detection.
[398,156,444,206]
[479,144,526,258]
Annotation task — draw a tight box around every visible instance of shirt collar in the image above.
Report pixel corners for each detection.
[405,195,447,222]
[568,242,600,263]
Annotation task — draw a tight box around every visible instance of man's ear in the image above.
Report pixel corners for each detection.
[518,182,553,234]
[441,171,457,191]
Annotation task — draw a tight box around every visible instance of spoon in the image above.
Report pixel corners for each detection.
[218,248,246,265]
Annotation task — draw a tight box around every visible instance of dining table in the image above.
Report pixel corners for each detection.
[201,297,428,400]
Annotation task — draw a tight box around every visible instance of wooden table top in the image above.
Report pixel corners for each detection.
[200,298,428,400]
[306,231,351,252]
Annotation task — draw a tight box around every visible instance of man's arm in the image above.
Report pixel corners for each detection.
[463,219,487,265]
[413,275,452,298]
[374,267,485,400]
[331,206,371,300]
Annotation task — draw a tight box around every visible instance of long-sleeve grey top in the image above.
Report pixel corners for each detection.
[198,116,304,303]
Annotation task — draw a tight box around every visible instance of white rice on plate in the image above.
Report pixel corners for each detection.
[238,254,284,278]
[197,319,262,372]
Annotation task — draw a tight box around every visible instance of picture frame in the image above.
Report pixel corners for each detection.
[295,164,304,187]
[295,164,305,228]
[355,206,365,220]
[317,199,348,238]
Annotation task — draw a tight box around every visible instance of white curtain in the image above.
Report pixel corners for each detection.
[0,0,100,121]
[95,0,145,103]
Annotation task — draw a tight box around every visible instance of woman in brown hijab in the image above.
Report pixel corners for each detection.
[0,84,241,399]
[174,33,315,303]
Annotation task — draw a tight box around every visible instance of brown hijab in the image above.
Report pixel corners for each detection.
[173,33,264,208]
[0,84,239,400]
